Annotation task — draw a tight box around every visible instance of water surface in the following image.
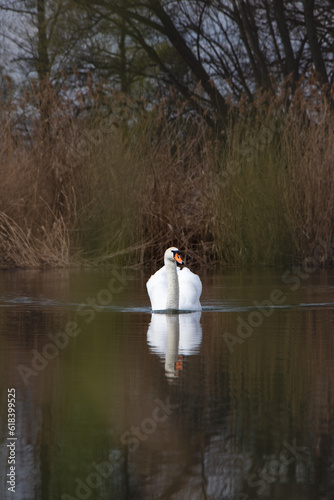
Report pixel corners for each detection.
[0,267,334,499]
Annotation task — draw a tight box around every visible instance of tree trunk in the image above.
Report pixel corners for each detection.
[36,0,50,82]
[273,0,299,84]
[303,0,328,83]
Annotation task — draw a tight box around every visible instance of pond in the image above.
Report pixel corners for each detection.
[0,265,334,500]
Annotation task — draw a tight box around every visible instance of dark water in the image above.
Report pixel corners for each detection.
[1,266,334,500]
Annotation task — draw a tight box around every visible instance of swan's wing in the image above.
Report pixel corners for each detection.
[177,267,202,311]
[147,314,169,353]
[178,312,202,352]
[146,266,168,311]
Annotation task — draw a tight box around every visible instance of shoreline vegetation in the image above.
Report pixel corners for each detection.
[0,79,333,269]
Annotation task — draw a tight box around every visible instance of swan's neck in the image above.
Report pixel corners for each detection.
[165,315,180,376]
[165,260,179,310]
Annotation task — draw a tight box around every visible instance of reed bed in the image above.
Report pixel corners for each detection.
[0,81,333,268]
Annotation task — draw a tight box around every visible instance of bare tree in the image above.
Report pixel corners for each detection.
[0,0,92,83]
[1,0,333,120]
[73,0,332,114]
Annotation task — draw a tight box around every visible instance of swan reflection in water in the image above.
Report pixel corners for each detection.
[147,312,202,379]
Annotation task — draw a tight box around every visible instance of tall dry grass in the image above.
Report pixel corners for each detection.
[209,90,334,266]
[0,83,154,267]
[0,79,333,268]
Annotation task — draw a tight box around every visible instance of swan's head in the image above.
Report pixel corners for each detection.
[164,247,184,266]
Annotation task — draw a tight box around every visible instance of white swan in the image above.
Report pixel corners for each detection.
[146,247,202,311]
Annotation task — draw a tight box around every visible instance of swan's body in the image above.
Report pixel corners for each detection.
[146,247,202,311]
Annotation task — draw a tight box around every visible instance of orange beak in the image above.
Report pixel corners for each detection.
[175,355,183,372]
[173,252,184,265]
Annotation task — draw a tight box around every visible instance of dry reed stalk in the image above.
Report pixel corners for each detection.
[0,79,333,268]
[281,103,334,260]
[125,106,215,266]
[0,211,72,268]
[0,212,40,268]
